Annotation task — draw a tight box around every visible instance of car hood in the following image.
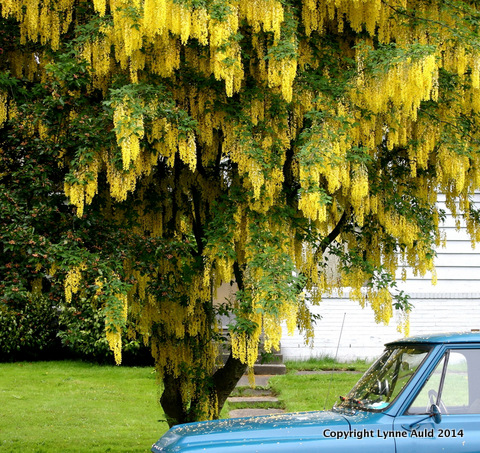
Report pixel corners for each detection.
[152,410,350,452]
[340,408,393,425]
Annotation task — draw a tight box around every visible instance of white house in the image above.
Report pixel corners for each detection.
[280,193,480,361]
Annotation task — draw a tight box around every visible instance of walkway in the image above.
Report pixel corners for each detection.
[228,375,284,418]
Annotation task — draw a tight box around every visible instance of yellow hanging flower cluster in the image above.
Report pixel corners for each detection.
[239,0,284,42]
[231,312,263,369]
[64,264,86,304]
[298,190,327,223]
[350,163,369,224]
[178,132,197,172]
[262,299,298,353]
[353,52,438,122]
[105,292,128,365]
[113,97,144,170]
[230,287,312,370]
[224,125,266,198]
[396,310,410,336]
[267,42,297,102]
[0,91,7,125]
[295,293,315,345]
[436,146,471,195]
[368,287,393,325]
[377,204,420,248]
[63,156,101,217]
[1,0,73,49]
[81,36,112,92]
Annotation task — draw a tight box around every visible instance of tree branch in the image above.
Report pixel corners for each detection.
[315,207,349,260]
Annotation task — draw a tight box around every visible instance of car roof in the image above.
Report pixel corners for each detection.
[386,331,480,346]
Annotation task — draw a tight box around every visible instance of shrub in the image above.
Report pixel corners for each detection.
[57,298,153,365]
[0,294,153,365]
[0,294,62,361]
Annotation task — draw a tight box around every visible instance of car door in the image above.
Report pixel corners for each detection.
[393,347,480,452]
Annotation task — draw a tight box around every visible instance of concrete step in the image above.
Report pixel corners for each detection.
[220,352,284,364]
[228,374,286,418]
[236,375,271,387]
[228,384,286,418]
[231,388,273,397]
[219,356,286,374]
[228,396,279,404]
[253,363,286,375]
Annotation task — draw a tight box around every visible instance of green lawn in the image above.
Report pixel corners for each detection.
[269,371,364,412]
[284,356,371,373]
[269,358,369,412]
[0,359,369,452]
[0,361,167,453]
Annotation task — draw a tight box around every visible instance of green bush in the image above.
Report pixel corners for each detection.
[0,294,152,365]
[0,294,62,361]
[57,298,153,366]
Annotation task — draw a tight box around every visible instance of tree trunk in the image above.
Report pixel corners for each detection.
[160,351,247,428]
[212,352,248,413]
[160,373,189,427]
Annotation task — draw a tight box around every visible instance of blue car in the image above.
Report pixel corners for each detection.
[152,331,480,452]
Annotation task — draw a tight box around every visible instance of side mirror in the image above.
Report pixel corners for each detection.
[430,404,442,424]
[406,404,442,430]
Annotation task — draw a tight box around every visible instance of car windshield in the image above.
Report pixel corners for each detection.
[334,345,430,412]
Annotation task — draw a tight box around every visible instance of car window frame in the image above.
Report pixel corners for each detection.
[403,344,480,417]
[334,344,432,414]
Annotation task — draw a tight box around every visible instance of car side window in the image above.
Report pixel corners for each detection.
[407,349,480,415]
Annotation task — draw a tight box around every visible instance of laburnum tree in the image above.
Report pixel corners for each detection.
[2,0,480,426]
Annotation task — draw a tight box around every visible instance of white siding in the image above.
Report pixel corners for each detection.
[281,294,480,361]
[281,194,480,361]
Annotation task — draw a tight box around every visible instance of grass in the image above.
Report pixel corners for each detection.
[269,372,363,412]
[0,361,167,453]
[227,400,286,410]
[0,357,371,452]
[268,357,371,412]
[284,356,371,373]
